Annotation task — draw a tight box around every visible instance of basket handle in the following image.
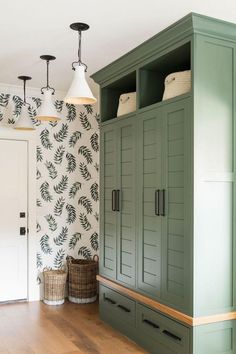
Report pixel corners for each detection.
[66,255,75,264]
[93,254,99,262]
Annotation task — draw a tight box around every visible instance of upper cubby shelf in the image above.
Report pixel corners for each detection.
[139,42,191,108]
[100,71,136,122]
[99,42,191,122]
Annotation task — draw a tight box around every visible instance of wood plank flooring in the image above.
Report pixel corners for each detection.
[0,301,147,354]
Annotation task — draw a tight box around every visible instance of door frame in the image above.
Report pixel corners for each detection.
[0,126,38,301]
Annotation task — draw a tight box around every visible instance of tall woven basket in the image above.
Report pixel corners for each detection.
[67,256,98,304]
[43,269,67,306]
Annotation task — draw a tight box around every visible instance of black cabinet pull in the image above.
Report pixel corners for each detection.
[117,304,130,313]
[143,318,160,329]
[104,296,116,305]
[155,190,160,216]
[161,189,166,216]
[112,190,116,211]
[163,330,181,342]
[116,190,120,212]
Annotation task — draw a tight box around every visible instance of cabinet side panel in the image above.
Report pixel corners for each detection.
[193,321,236,354]
[194,34,235,316]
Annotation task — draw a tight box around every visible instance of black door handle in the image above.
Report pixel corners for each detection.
[155,190,160,216]
[161,189,166,216]
[143,318,160,329]
[112,190,116,211]
[163,330,181,342]
[104,296,116,305]
[117,304,130,313]
[116,190,120,212]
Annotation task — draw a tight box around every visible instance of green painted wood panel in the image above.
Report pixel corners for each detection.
[137,303,190,354]
[100,125,118,279]
[137,108,163,298]
[193,34,235,316]
[117,116,136,286]
[192,321,236,354]
[161,98,192,315]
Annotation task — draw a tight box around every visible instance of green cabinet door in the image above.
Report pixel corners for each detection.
[116,116,136,286]
[161,98,192,315]
[100,124,118,279]
[137,107,164,298]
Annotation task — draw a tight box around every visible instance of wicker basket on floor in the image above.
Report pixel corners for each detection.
[67,256,98,304]
[43,269,67,306]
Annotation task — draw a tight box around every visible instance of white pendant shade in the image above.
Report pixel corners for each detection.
[37,89,61,121]
[14,104,35,131]
[64,66,97,105]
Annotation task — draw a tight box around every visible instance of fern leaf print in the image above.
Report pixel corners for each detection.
[90,182,99,202]
[54,145,65,164]
[53,226,68,246]
[40,128,53,150]
[44,214,57,232]
[79,112,91,131]
[78,146,92,164]
[66,153,76,173]
[54,175,68,194]
[79,162,91,181]
[54,249,65,269]
[78,196,93,214]
[90,232,99,251]
[69,233,81,250]
[37,146,43,162]
[69,182,81,199]
[79,213,91,231]
[54,100,64,112]
[69,131,82,147]
[0,93,10,107]
[78,246,92,260]
[45,161,58,179]
[40,181,53,202]
[54,197,65,216]
[66,204,76,224]
[40,234,52,255]
[84,104,93,115]
[66,103,76,122]
[90,132,99,152]
[53,123,68,142]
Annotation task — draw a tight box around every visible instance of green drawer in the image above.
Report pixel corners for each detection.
[99,285,137,340]
[137,304,190,354]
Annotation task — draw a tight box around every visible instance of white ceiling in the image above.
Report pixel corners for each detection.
[0,0,236,96]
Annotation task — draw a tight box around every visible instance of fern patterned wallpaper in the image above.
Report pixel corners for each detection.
[0,92,99,277]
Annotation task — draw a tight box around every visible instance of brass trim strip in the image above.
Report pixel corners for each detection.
[97,275,236,326]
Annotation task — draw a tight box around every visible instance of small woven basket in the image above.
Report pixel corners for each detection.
[43,269,67,306]
[67,256,98,304]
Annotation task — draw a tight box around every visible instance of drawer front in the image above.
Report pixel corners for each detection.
[99,285,136,326]
[137,304,190,354]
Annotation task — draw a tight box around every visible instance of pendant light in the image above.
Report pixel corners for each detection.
[14,76,35,131]
[36,55,61,121]
[64,22,97,105]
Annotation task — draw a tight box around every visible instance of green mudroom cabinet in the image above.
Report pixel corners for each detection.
[92,13,236,354]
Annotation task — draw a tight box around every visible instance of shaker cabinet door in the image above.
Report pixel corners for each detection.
[137,107,164,298]
[100,124,118,279]
[116,116,136,286]
[161,98,192,314]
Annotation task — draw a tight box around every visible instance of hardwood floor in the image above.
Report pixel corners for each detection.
[0,301,147,354]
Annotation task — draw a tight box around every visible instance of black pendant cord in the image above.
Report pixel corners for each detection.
[40,58,55,95]
[18,76,32,107]
[71,29,88,72]
[23,79,27,104]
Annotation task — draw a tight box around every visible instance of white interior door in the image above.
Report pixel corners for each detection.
[0,139,28,301]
